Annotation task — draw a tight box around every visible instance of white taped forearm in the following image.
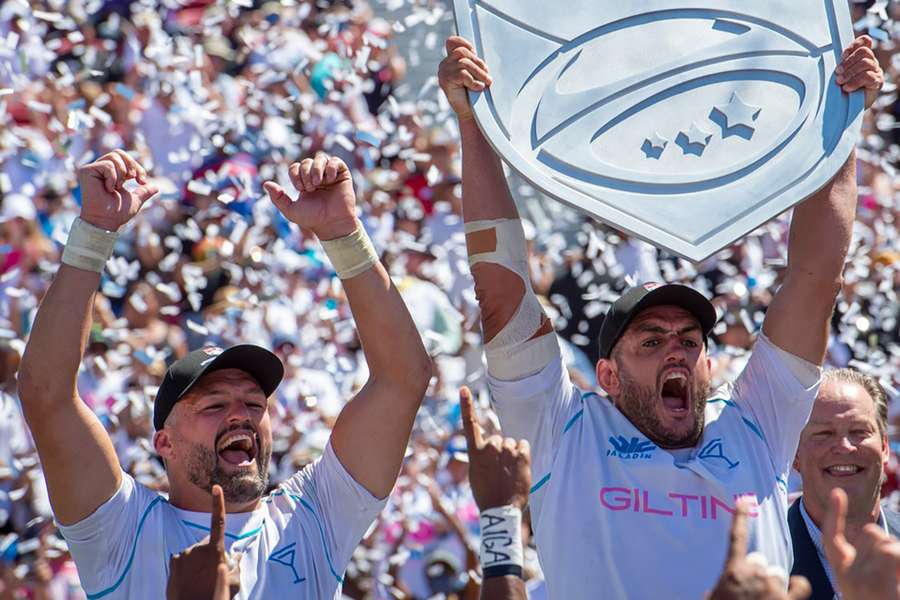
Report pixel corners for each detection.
[479,505,524,579]
[466,219,530,267]
[320,227,378,280]
[468,218,560,381]
[62,217,118,273]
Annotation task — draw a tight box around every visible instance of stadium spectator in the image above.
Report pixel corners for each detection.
[791,369,900,599]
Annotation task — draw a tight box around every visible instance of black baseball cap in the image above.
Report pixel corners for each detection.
[153,344,284,430]
[597,283,717,359]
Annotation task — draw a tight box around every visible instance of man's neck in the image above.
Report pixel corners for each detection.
[802,495,882,545]
[168,485,262,514]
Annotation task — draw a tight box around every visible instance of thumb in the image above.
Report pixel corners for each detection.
[212,563,230,600]
[823,488,853,572]
[133,184,159,205]
[787,575,812,600]
[459,386,484,452]
[264,181,292,214]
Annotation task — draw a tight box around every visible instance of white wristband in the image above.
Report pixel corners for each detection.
[479,505,524,578]
[319,227,378,279]
[62,218,118,273]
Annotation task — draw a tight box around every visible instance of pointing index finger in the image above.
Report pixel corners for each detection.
[725,498,749,567]
[459,386,484,451]
[210,485,226,556]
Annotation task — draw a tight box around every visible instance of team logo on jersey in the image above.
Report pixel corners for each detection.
[698,438,740,470]
[269,542,306,584]
[607,435,656,460]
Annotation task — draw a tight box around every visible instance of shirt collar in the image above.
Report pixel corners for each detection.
[799,496,888,600]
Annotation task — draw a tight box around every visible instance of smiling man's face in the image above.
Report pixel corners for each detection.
[794,379,889,525]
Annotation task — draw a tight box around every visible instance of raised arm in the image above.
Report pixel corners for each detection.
[762,36,883,364]
[264,154,430,499]
[460,387,529,600]
[438,37,556,381]
[17,151,158,525]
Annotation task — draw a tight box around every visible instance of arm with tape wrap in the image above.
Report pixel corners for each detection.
[18,151,158,526]
[439,37,560,382]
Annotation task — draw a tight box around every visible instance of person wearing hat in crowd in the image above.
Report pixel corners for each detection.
[438,33,885,599]
[16,149,431,598]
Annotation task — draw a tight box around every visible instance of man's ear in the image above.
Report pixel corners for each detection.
[154,429,174,462]
[792,435,807,473]
[882,432,891,465]
[596,358,620,397]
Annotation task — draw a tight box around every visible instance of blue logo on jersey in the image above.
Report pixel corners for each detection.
[699,438,740,470]
[607,435,656,460]
[269,543,306,584]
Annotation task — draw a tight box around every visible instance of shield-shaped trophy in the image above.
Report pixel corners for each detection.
[452,1,863,261]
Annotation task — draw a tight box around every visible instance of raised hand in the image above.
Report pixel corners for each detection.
[32,524,54,586]
[77,150,157,231]
[707,500,810,600]
[459,386,530,510]
[438,36,493,121]
[836,35,884,109]
[263,152,358,241]
[823,488,900,600]
[212,564,231,600]
[166,485,241,600]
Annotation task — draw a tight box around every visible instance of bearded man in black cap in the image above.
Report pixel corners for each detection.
[438,33,884,600]
[17,149,431,599]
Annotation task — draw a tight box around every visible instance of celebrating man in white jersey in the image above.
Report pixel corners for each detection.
[438,34,884,599]
[16,149,431,599]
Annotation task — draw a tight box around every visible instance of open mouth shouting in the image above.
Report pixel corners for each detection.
[216,429,259,468]
[659,368,691,417]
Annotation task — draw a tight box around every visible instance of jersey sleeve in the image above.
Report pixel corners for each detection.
[730,332,821,474]
[283,441,386,577]
[56,472,161,595]
[487,347,583,487]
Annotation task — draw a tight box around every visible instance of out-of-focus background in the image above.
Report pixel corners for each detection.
[0,0,898,598]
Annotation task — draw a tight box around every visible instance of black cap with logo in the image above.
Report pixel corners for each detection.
[153,345,284,430]
[597,283,718,359]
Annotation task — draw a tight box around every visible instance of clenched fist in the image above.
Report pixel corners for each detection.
[836,35,885,110]
[77,150,158,231]
[264,153,359,241]
[438,36,493,121]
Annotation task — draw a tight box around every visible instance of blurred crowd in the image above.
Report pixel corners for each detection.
[0,0,898,598]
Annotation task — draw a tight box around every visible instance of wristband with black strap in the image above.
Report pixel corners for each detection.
[479,505,524,580]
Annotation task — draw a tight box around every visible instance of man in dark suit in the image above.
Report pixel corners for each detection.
[791,368,900,599]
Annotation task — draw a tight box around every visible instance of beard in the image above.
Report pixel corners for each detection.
[182,438,272,504]
[614,363,710,449]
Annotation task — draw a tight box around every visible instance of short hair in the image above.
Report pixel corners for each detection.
[821,368,889,437]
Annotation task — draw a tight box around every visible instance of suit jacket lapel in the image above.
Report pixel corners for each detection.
[789,499,835,600]
[882,501,900,539]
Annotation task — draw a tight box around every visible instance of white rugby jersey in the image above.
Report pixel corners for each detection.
[58,442,384,600]
[489,334,819,599]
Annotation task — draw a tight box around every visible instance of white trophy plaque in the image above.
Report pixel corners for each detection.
[452,1,864,261]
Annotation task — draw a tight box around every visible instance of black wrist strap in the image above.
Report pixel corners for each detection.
[483,564,524,579]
